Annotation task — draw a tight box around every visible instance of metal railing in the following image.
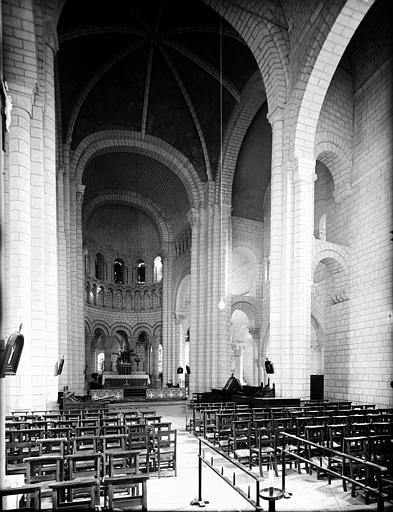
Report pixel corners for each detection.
[195,437,263,511]
[280,431,389,512]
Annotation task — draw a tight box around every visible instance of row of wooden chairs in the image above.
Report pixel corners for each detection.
[6,424,177,478]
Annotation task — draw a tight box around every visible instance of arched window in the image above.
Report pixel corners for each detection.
[95,253,105,281]
[114,258,124,284]
[153,256,163,283]
[97,352,105,373]
[137,261,145,284]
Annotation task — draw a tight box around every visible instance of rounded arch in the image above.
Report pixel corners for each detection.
[71,130,204,209]
[219,72,267,204]
[85,319,92,336]
[293,0,373,161]
[314,136,352,203]
[109,323,132,340]
[83,190,172,245]
[90,319,110,337]
[203,0,288,114]
[153,323,162,339]
[132,324,153,338]
[175,273,191,314]
[312,245,350,277]
[231,299,261,328]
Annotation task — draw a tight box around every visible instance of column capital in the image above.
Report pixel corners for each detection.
[174,312,186,324]
[266,106,284,126]
[76,184,85,203]
[187,207,200,227]
[293,156,317,184]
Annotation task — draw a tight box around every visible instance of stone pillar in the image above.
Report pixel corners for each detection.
[249,327,261,385]
[289,156,316,398]
[42,27,59,408]
[3,96,33,411]
[267,108,287,395]
[161,243,174,383]
[188,206,202,396]
[73,184,86,392]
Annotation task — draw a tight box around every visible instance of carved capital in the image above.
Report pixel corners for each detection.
[266,106,284,126]
[187,208,200,227]
[293,157,317,184]
[76,184,85,203]
[174,312,186,324]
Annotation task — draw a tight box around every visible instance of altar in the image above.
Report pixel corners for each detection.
[102,371,150,398]
[103,373,150,387]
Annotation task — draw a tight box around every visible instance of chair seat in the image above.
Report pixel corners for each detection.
[234,449,250,459]
[261,447,275,454]
[218,440,230,447]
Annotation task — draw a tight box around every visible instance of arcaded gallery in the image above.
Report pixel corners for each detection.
[0,0,392,510]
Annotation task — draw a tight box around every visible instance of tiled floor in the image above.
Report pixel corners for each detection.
[146,403,393,512]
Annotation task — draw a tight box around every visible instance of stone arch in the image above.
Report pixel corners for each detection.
[90,320,110,337]
[311,294,325,332]
[153,323,162,340]
[84,319,92,336]
[71,130,204,209]
[109,323,132,340]
[133,324,153,338]
[175,273,191,315]
[261,323,270,357]
[231,299,261,328]
[219,72,266,204]
[203,0,288,114]
[312,245,349,277]
[294,0,373,161]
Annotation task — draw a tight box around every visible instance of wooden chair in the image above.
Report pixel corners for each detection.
[229,419,252,468]
[128,428,151,474]
[304,424,328,478]
[153,429,177,477]
[70,435,98,455]
[49,478,100,510]
[343,436,370,500]
[274,417,298,473]
[74,425,100,438]
[103,474,149,511]
[0,483,41,511]
[77,418,100,428]
[6,441,39,475]
[24,454,64,507]
[36,438,67,457]
[101,424,127,436]
[101,434,128,476]
[251,427,278,477]
[213,412,234,453]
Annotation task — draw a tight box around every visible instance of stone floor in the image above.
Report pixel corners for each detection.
[146,403,393,512]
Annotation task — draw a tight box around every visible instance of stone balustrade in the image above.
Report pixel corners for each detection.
[85,278,162,311]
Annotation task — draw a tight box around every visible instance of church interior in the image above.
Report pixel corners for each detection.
[0,0,392,510]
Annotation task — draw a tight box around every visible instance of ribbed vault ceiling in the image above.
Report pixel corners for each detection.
[57,0,258,181]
